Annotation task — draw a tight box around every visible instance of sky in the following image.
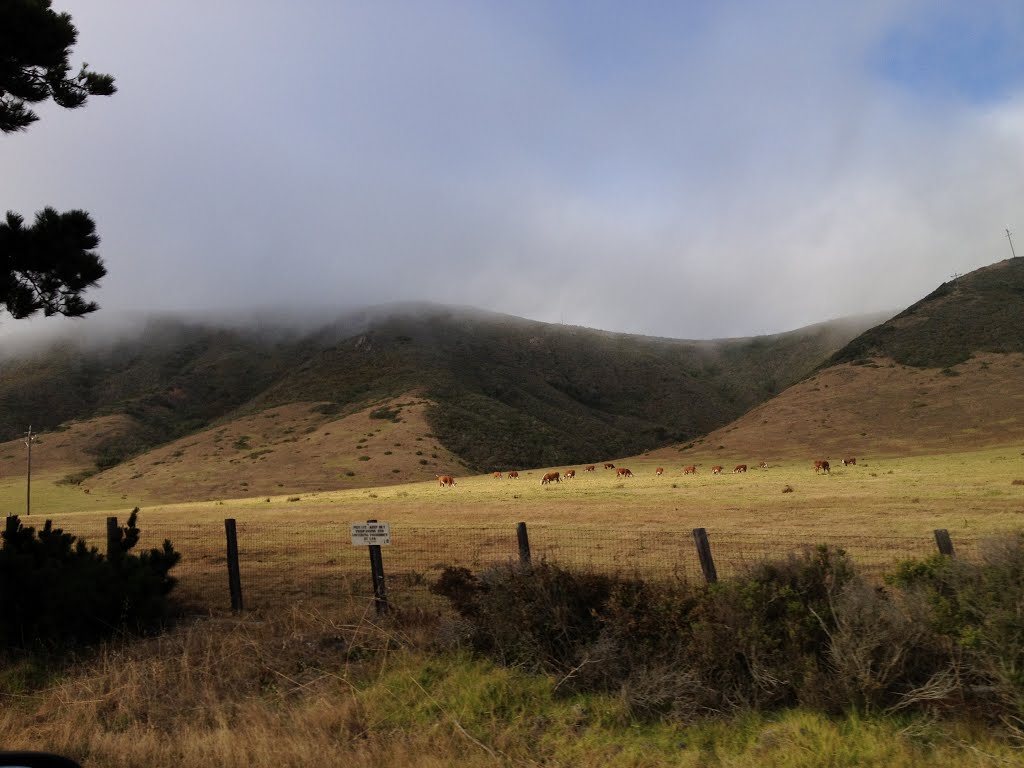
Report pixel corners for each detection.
[3,0,1024,343]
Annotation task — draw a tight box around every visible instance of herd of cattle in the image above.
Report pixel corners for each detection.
[436,457,857,487]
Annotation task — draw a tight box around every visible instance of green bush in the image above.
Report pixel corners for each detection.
[0,510,179,648]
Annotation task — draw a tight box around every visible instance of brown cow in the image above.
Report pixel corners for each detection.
[734,464,747,473]
[436,474,456,487]
[584,465,596,472]
[655,467,664,476]
[493,471,503,479]
[564,469,576,479]
[615,467,634,478]
[683,465,697,475]
[604,463,615,469]
[541,471,561,484]
[843,457,857,466]
[759,461,769,470]
[711,465,723,474]
[507,470,519,479]
[814,460,830,474]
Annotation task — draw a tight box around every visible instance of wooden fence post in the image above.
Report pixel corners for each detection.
[3,515,17,542]
[366,519,389,615]
[692,528,718,584]
[934,529,955,557]
[225,518,244,612]
[106,516,119,560]
[516,521,531,564]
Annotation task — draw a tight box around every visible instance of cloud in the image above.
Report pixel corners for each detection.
[2,1,1023,342]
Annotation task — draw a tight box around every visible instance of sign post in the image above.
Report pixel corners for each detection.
[352,520,390,614]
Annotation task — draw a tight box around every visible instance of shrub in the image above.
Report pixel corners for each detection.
[0,510,179,648]
[431,562,613,671]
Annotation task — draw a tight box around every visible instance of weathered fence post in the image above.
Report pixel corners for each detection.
[692,528,718,584]
[934,529,955,557]
[225,518,244,612]
[106,516,119,559]
[3,515,17,541]
[516,521,531,564]
[366,519,389,615]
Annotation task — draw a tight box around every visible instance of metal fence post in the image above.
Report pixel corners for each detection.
[692,527,718,583]
[934,529,955,556]
[516,521,531,564]
[225,518,244,612]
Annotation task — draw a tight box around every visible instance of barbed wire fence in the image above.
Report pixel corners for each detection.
[18,514,981,615]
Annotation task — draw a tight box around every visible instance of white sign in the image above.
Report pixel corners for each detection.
[351,521,391,546]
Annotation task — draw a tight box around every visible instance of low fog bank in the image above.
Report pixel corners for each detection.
[0,301,898,364]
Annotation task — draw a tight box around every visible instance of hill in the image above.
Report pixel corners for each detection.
[0,306,879,491]
[659,258,1024,462]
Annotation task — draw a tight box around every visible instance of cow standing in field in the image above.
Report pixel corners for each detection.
[843,457,857,466]
[564,469,576,479]
[655,467,664,476]
[683,465,697,475]
[734,464,747,473]
[541,471,561,484]
[604,463,615,469]
[507,470,519,479]
[584,465,596,472]
[436,474,456,487]
[814,460,830,474]
[711,466,723,474]
[759,461,769,470]
[615,467,634,478]
[493,471,503,479]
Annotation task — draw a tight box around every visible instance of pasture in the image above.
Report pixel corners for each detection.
[7,445,1022,601]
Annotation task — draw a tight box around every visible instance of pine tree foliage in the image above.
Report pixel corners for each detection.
[0,509,180,648]
[0,208,108,318]
[0,0,116,133]
[1,0,114,320]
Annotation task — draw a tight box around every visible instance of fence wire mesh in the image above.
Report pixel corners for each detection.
[26,514,986,615]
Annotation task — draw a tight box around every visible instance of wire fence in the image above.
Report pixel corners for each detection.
[24,514,984,616]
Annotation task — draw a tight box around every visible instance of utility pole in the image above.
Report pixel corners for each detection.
[1007,227,1018,259]
[23,426,36,516]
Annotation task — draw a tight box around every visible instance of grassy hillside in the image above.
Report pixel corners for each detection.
[0,306,878,477]
[829,257,1024,369]
[673,258,1024,461]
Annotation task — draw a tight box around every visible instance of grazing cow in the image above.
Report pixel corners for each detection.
[615,467,634,478]
[843,457,857,466]
[507,470,519,479]
[584,465,596,472]
[711,466,723,474]
[759,461,769,470]
[655,467,665,476]
[493,471,503,479]
[564,469,576,479]
[436,474,456,487]
[683,465,697,475]
[734,464,747,473]
[814,460,830,474]
[604,463,615,469]
[541,471,561,484]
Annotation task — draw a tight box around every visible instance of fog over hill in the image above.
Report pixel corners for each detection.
[0,305,884,473]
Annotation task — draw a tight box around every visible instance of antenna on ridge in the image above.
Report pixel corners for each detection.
[1007,227,1018,259]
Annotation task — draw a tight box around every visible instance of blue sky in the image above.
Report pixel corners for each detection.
[2,1,1023,343]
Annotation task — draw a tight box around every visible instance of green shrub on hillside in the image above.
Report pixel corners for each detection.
[0,510,179,648]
